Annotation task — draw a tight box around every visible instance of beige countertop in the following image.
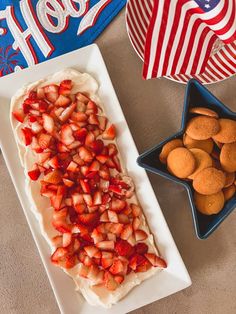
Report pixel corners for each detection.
[0,9,236,314]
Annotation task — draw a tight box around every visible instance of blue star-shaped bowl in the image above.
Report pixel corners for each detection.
[137,79,236,239]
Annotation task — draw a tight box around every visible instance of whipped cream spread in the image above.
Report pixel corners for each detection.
[10,69,163,308]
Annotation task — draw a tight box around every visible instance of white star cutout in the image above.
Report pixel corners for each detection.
[205,4,210,8]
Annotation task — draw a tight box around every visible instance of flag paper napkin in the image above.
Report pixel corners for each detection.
[142,0,236,80]
[0,0,126,77]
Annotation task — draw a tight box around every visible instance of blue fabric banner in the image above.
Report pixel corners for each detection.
[0,0,126,76]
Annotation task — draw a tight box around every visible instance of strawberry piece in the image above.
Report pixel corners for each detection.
[120,224,133,240]
[100,211,109,222]
[83,194,93,206]
[131,204,141,217]
[28,168,40,181]
[48,156,59,169]
[12,109,25,123]
[22,127,33,146]
[88,114,99,125]
[129,254,147,271]
[42,113,54,133]
[78,213,99,226]
[44,84,59,94]
[86,100,98,114]
[63,178,74,187]
[109,258,124,275]
[98,116,107,131]
[113,155,121,172]
[84,246,99,258]
[44,169,62,184]
[29,116,37,123]
[59,80,72,96]
[145,253,167,268]
[38,100,48,112]
[52,235,63,247]
[108,143,118,156]
[85,132,95,148]
[96,155,109,164]
[78,147,93,163]
[134,230,148,242]
[87,264,99,281]
[64,255,76,269]
[58,102,76,122]
[135,243,148,255]
[72,193,84,206]
[76,92,90,104]
[52,207,68,221]
[106,158,116,169]
[74,203,86,214]
[133,217,141,230]
[88,160,100,172]
[38,133,52,149]
[61,125,74,146]
[102,124,116,140]
[54,94,71,107]
[52,220,71,233]
[107,233,116,241]
[115,239,133,257]
[76,101,86,112]
[31,121,43,134]
[45,91,59,104]
[91,139,104,155]
[51,247,68,263]
[72,154,84,166]
[91,228,104,244]
[99,165,110,180]
[96,241,114,251]
[93,191,102,205]
[57,143,69,153]
[111,198,126,212]
[37,87,45,99]
[71,112,88,122]
[62,232,72,247]
[80,165,89,176]
[107,210,119,223]
[107,223,124,236]
[114,275,124,284]
[104,272,118,291]
[118,214,129,224]
[108,185,122,195]
[74,128,87,142]
[78,264,89,278]
[80,179,91,194]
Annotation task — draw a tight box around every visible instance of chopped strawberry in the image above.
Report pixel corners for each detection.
[86,100,98,114]
[51,247,68,263]
[78,147,93,163]
[37,87,45,99]
[22,127,33,146]
[64,255,76,269]
[55,94,70,107]
[38,133,52,149]
[96,241,114,251]
[42,113,54,133]
[80,179,91,194]
[28,168,40,181]
[87,264,99,281]
[88,160,100,172]
[104,272,118,291]
[53,207,68,221]
[74,128,87,142]
[134,230,148,242]
[99,165,110,180]
[76,92,90,104]
[62,232,72,247]
[114,275,124,284]
[52,220,71,233]
[88,114,99,125]
[109,258,124,275]
[120,224,133,240]
[135,243,148,255]
[133,217,141,230]
[98,116,107,130]
[78,264,89,278]
[45,91,59,104]
[106,158,116,169]
[63,178,74,187]
[131,204,141,217]
[12,109,25,123]
[111,198,126,212]
[102,124,116,140]
[72,193,84,205]
[44,169,62,184]
[100,211,109,222]
[108,185,122,195]
[129,254,147,271]
[107,210,119,223]
[48,156,59,169]
[91,228,104,244]
[59,80,72,96]
[84,246,99,258]
[38,100,48,112]
[61,124,74,146]
[118,214,129,224]
[83,194,93,206]
[145,253,167,268]
[71,111,88,122]
[96,155,109,164]
[93,191,102,205]
[78,213,99,226]
[107,223,124,236]
[91,139,104,155]
[115,239,133,257]
[31,121,43,134]
[52,235,63,247]
[58,103,76,122]
[57,142,69,153]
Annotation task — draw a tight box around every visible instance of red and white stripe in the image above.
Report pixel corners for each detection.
[126,0,236,84]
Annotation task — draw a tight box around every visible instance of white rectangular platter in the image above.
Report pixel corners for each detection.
[0,44,191,314]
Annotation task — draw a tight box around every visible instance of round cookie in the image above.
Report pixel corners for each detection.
[186,116,220,140]
[194,191,225,215]
[188,148,212,180]
[159,139,183,164]
[193,167,226,195]
[167,147,196,178]
[212,119,236,143]
[190,107,219,118]
[220,142,236,172]
[223,185,235,201]
[183,133,214,154]
[224,172,235,188]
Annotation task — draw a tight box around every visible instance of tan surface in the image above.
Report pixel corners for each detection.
[0,10,236,314]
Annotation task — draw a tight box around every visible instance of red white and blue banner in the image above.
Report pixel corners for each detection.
[0,0,126,76]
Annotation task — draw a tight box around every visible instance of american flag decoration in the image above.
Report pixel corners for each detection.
[140,0,236,80]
